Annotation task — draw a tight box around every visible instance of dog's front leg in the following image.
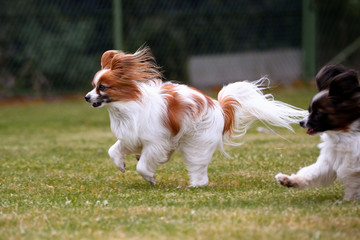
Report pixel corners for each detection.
[108,140,126,173]
[276,155,336,189]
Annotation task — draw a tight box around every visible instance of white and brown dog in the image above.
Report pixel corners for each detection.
[85,46,306,187]
[276,65,360,200]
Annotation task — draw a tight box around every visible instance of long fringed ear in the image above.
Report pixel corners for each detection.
[315,65,347,91]
[109,46,163,81]
[101,50,123,69]
[329,70,360,98]
[133,46,158,65]
[132,46,164,80]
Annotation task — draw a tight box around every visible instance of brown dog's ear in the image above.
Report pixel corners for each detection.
[101,50,123,69]
[109,46,163,82]
[110,54,134,71]
[315,65,348,91]
[329,69,360,98]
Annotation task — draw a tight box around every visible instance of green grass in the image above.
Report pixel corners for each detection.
[1,88,360,239]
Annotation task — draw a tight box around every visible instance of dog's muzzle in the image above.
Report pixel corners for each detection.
[85,94,102,107]
[85,94,110,108]
[85,95,91,102]
[299,119,306,128]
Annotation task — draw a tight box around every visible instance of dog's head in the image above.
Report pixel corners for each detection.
[300,66,360,135]
[85,46,163,108]
[300,65,360,135]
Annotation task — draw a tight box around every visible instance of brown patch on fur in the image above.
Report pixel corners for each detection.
[190,87,216,113]
[98,71,142,102]
[161,84,215,135]
[190,93,216,118]
[191,94,207,116]
[161,84,186,135]
[218,95,240,135]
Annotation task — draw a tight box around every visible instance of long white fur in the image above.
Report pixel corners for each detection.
[276,126,360,200]
[219,78,307,144]
[87,78,306,187]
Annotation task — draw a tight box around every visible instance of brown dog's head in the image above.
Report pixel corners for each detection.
[85,46,163,108]
[300,65,360,135]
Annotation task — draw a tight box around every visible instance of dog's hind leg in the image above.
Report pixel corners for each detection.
[136,145,170,185]
[186,162,210,187]
[340,172,360,201]
[181,143,217,187]
[108,140,126,173]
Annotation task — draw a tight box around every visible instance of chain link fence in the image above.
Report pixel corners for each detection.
[0,0,359,96]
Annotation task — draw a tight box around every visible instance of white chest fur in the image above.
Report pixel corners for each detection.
[320,132,360,175]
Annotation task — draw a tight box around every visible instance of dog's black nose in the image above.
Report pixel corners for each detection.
[299,120,306,128]
[85,95,90,102]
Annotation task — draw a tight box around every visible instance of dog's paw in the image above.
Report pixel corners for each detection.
[143,175,156,185]
[114,161,126,173]
[188,179,209,188]
[187,183,207,188]
[275,173,298,188]
[118,164,126,173]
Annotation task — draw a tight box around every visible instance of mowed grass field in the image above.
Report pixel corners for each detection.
[1,88,360,240]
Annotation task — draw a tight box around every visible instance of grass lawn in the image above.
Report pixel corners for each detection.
[1,88,359,239]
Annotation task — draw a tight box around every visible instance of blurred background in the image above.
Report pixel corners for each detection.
[0,0,359,97]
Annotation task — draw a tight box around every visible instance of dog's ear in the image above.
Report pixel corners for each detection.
[329,69,360,98]
[110,53,133,72]
[101,50,123,69]
[316,65,348,91]
[109,46,163,82]
[109,46,152,72]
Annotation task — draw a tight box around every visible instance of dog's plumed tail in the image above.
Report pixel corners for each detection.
[218,78,307,143]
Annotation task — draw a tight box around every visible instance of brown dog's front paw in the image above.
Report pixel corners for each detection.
[275,173,298,188]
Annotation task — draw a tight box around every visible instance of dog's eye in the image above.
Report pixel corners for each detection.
[98,84,106,91]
